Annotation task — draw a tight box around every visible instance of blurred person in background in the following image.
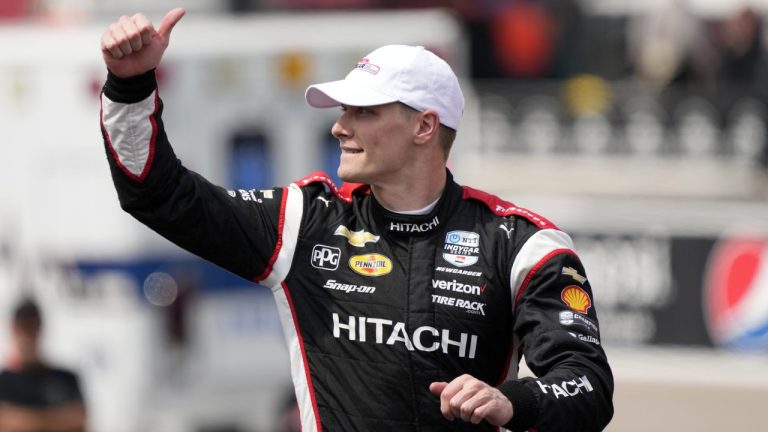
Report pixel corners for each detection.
[0,298,86,432]
[98,8,613,431]
[627,0,714,91]
[716,6,768,168]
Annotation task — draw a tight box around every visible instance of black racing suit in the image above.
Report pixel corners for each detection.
[100,70,613,432]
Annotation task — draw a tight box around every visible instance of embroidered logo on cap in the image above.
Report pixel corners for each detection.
[355,58,380,75]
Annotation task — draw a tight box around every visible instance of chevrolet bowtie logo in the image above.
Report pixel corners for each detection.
[334,225,380,247]
[562,266,587,284]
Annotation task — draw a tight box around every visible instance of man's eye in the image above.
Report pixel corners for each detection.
[357,108,373,115]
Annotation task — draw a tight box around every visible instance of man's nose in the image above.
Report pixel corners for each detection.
[331,117,350,140]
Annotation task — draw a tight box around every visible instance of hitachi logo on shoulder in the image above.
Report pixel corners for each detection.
[389,216,440,233]
[332,313,478,359]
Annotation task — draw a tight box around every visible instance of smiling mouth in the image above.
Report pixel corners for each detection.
[342,148,363,154]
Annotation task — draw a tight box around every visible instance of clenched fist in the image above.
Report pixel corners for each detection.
[430,374,514,426]
[100,8,185,78]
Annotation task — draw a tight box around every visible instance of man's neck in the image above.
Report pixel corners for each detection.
[370,168,447,213]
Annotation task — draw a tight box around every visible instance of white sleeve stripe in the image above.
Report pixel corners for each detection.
[510,229,575,308]
[100,91,158,181]
[272,283,320,432]
[262,183,303,290]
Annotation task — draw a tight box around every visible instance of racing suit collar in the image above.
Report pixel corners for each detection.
[371,170,461,236]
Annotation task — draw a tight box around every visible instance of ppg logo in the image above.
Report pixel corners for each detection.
[312,245,341,271]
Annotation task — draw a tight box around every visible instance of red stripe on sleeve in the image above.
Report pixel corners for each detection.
[515,248,576,303]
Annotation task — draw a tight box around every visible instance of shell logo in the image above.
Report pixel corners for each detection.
[561,285,592,313]
[349,254,392,277]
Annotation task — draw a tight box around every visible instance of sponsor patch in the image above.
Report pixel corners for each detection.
[562,266,587,284]
[333,313,478,358]
[568,332,601,345]
[537,376,593,399]
[443,231,480,268]
[335,225,380,247]
[432,294,486,316]
[561,285,592,313]
[235,189,272,203]
[499,223,514,239]
[559,310,598,333]
[389,216,440,233]
[432,279,484,296]
[311,245,341,271]
[355,58,380,75]
[349,254,392,277]
[435,266,483,278]
[324,279,376,294]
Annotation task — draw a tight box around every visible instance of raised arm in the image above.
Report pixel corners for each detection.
[99,10,287,282]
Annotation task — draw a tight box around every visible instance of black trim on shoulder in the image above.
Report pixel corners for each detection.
[497,379,539,431]
[103,69,157,103]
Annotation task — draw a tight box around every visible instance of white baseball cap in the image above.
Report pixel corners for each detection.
[305,45,464,130]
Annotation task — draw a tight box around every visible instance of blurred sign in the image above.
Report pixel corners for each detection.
[704,234,768,350]
[575,232,768,351]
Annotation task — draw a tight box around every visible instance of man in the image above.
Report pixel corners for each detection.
[0,299,86,432]
[99,8,613,431]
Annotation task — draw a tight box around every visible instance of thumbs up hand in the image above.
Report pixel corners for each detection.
[100,8,185,78]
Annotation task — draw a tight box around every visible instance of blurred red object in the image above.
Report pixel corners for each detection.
[491,3,555,77]
[0,0,30,20]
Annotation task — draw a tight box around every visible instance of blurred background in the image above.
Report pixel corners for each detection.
[1,0,767,431]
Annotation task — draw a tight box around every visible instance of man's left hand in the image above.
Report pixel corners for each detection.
[429,374,513,426]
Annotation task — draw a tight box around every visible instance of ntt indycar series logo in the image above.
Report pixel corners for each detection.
[443,231,480,267]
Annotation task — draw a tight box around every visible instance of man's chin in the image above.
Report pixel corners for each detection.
[337,168,364,184]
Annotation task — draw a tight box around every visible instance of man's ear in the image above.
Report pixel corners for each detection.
[414,109,440,145]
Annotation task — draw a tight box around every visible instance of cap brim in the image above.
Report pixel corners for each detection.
[305,79,398,108]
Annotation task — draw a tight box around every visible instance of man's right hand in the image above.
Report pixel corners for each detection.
[100,8,185,78]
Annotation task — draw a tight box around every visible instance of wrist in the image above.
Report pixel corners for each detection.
[103,69,157,103]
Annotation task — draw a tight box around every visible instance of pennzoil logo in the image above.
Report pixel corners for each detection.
[335,225,380,247]
[561,285,592,313]
[349,254,392,277]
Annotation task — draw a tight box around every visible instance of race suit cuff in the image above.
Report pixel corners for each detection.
[103,69,157,104]
[497,380,538,431]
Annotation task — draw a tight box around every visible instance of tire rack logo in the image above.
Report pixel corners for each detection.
[349,254,393,277]
[312,245,341,271]
[443,231,480,268]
